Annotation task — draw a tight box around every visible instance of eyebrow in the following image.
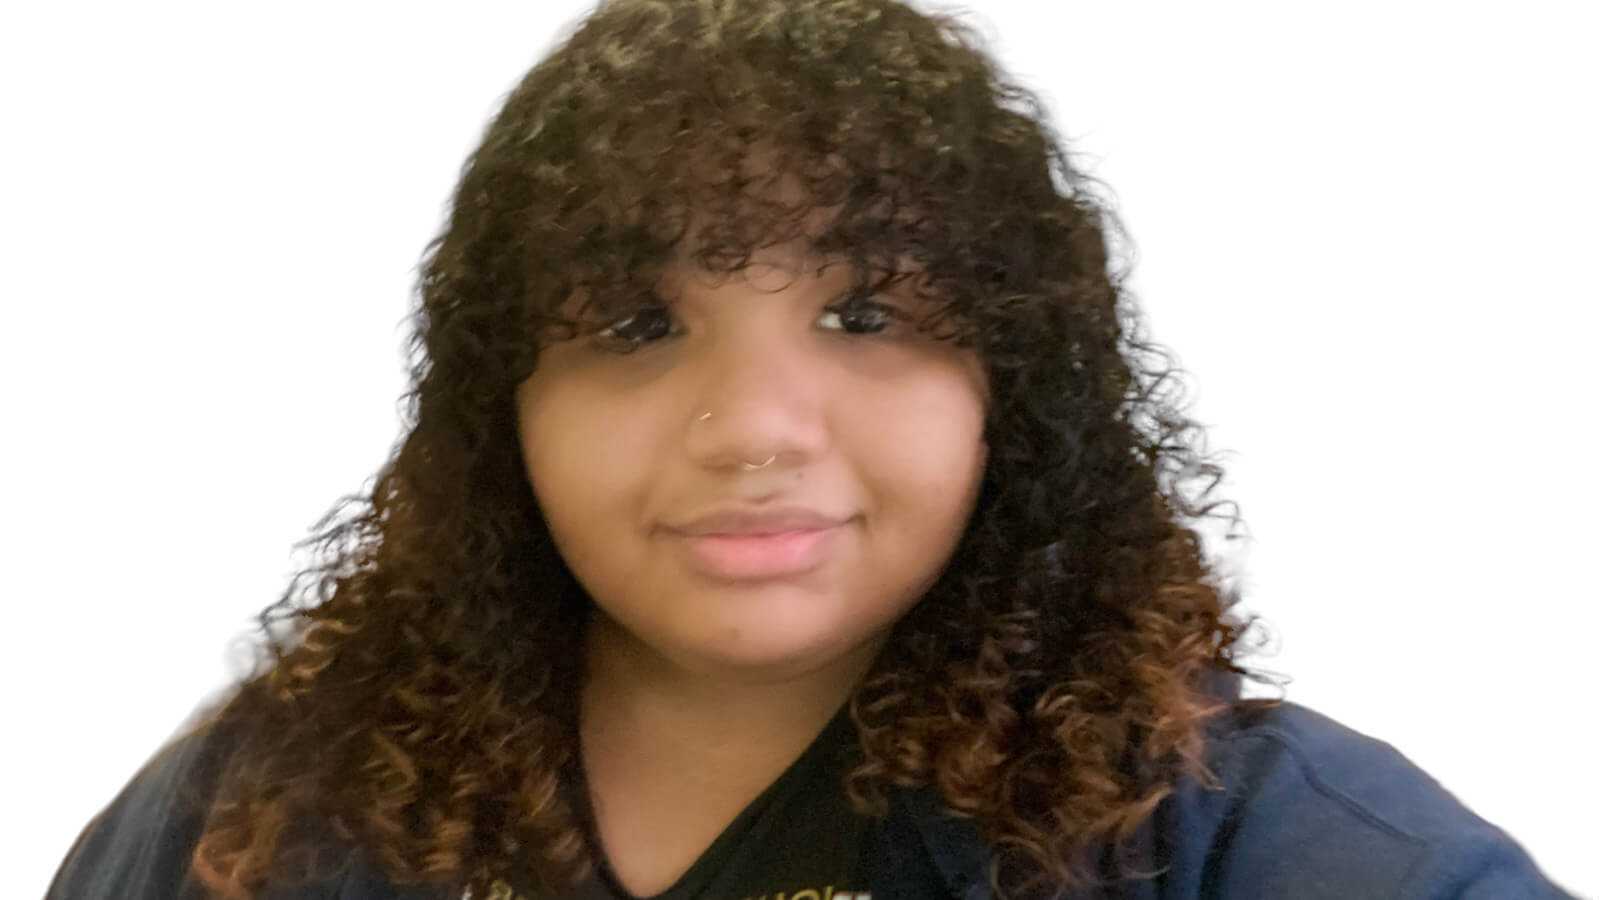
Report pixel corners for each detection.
[552,249,934,322]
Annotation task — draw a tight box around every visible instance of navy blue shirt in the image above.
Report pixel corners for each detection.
[47,698,1575,898]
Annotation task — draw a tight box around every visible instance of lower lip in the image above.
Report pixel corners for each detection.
[675,526,842,580]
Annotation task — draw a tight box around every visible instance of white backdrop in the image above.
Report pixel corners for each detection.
[4,2,1593,897]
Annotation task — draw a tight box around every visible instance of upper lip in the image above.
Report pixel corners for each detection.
[668,505,849,537]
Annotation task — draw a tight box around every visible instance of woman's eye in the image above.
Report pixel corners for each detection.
[590,295,902,353]
[593,304,675,353]
[819,297,900,335]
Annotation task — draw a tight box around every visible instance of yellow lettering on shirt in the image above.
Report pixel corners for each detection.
[743,886,870,900]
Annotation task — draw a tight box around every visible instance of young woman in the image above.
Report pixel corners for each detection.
[47,1,1568,898]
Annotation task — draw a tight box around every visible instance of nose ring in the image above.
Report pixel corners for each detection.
[696,411,774,470]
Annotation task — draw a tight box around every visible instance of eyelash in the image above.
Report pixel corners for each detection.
[590,294,905,354]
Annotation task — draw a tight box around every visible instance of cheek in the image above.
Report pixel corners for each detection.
[519,380,628,485]
[517,396,612,588]
[848,372,988,571]
[515,381,667,571]
[864,374,987,490]
[517,383,610,526]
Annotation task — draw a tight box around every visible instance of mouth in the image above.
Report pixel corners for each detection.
[672,525,843,581]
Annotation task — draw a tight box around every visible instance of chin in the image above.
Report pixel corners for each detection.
[687,635,858,680]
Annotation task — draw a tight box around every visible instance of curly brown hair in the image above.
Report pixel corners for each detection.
[187,1,1272,897]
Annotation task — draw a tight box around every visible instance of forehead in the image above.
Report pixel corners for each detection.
[546,143,941,319]
[664,143,926,273]
[662,239,853,289]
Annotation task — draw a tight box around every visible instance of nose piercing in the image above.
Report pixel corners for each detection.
[696,411,775,471]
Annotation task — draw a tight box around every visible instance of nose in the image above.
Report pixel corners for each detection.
[682,321,830,475]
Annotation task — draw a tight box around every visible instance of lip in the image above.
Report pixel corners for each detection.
[669,506,849,537]
[673,526,843,580]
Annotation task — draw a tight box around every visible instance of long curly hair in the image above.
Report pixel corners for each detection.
[187,1,1272,897]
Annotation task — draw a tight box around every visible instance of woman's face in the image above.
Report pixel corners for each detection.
[515,240,989,684]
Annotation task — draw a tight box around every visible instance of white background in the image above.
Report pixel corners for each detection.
[4,2,1593,897]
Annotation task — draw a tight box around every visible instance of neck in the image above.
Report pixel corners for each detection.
[578,608,883,771]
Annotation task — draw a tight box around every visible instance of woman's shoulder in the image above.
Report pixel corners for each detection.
[49,724,338,899]
[1156,698,1572,897]
[47,724,233,899]
[47,721,470,900]
[896,696,1572,899]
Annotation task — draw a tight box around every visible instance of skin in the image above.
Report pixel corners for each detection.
[513,234,989,892]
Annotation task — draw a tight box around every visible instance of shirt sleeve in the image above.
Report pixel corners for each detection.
[45,736,217,900]
[43,732,442,900]
[1396,826,1577,899]
[1155,702,1578,899]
